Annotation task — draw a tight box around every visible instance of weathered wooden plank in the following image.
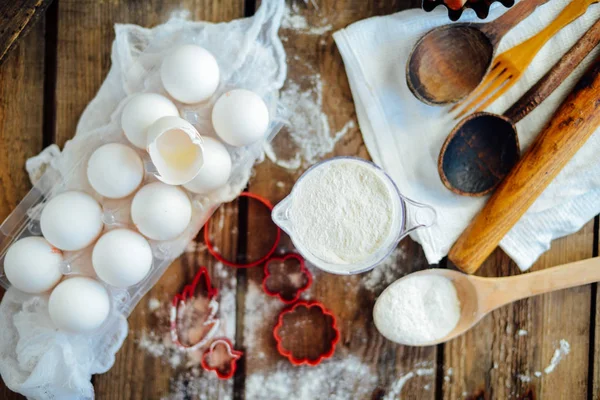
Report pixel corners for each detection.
[444,221,595,399]
[0,0,53,65]
[53,0,244,398]
[243,1,436,399]
[0,17,47,400]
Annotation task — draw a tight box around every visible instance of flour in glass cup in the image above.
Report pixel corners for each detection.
[289,159,394,265]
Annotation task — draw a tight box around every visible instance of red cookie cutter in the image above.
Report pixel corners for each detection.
[170,267,220,351]
[201,338,243,380]
[204,192,281,268]
[262,253,312,304]
[273,301,340,366]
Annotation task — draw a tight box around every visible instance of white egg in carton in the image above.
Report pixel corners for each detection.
[0,44,283,335]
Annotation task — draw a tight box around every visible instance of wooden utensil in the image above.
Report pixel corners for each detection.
[439,18,600,196]
[407,0,550,106]
[448,54,600,275]
[453,0,599,119]
[376,257,600,346]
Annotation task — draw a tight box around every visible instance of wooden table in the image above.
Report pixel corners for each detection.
[0,0,599,399]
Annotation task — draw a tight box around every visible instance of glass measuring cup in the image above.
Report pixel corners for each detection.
[271,157,436,275]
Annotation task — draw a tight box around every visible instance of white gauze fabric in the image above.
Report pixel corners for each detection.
[334,0,600,270]
[0,1,286,399]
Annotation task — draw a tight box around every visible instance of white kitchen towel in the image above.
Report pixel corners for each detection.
[333,0,600,271]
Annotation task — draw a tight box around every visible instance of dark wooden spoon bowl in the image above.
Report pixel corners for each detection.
[438,19,600,196]
[439,112,519,196]
[407,0,550,105]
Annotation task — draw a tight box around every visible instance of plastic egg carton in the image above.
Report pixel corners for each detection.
[0,116,282,324]
[0,5,289,348]
[0,37,284,337]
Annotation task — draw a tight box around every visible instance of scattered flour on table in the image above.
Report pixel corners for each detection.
[243,281,284,353]
[281,3,332,35]
[245,356,377,400]
[148,298,161,312]
[264,74,353,169]
[518,374,531,383]
[361,247,407,293]
[185,240,207,253]
[383,367,434,400]
[444,367,453,383]
[517,329,528,337]
[166,367,232,400]
[544,339,570,374]
[137,262,237,399]
[514,339,571,382]
[243,283,384,399]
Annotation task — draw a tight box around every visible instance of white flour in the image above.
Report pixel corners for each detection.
[383,367,434,400]
[289,159,394,266]
[544,339,570,374]
[281,3,332,36]
[264,75,353,170]
[245,355,377,400]
[373,275,460,345]
[361,247,407,293]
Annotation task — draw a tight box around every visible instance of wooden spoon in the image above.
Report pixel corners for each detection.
[449,54,600,275]
[375,257,600,346]
[438,18,600,196]
[407,0,550,106]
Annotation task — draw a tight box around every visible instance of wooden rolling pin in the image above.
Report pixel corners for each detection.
[449,54,600,274]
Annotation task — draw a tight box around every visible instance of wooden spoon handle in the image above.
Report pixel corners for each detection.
[449,55,600,274]
[481,0,552,46]
[477,257,600,313]
[504,18,600,123]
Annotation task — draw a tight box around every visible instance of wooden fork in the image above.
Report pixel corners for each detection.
[451,0,599,119]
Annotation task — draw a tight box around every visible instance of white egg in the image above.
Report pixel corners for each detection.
[183,137,232,194]
[49,277,110,333]
[212,89,269,147]
[131,182,192,241]
[147,116,204,186]
[161,45,220,104]
[92,229,153,288]
[121,93,179,149]
[3,237,63,294]
[87,143,144,199]
[40,191,104,251]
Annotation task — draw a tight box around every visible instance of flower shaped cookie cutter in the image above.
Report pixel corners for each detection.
[273,301,340,366]
[201,338,243,380]
[170,267,220,351]
[262,253,312,304]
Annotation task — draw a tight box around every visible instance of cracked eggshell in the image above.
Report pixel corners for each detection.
[147,116,204,186]
[49,277,110,333]
[87,143,144,199]
[131,182,192,241]
[183,137,232,194]
[4,237,63,294]
[40,191,104,251]
[121,93,179,149]
[161,45,220,104]
[92,229,153,288]
[212,89,269,147]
